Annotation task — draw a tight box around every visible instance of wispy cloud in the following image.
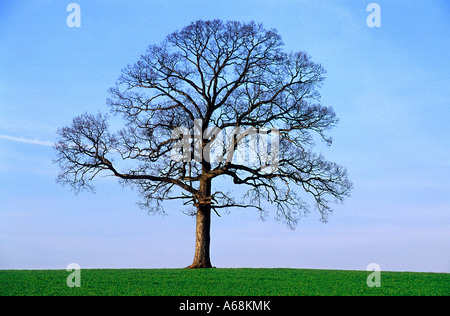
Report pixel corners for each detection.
[0,134,54,147]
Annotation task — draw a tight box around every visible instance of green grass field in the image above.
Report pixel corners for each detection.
[1,268,448,296]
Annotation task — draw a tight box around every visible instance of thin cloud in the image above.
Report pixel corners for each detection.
[0,134,54,147]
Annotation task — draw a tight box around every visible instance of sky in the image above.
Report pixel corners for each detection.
[0,0,449,273]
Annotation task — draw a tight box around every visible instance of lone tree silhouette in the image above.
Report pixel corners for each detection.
[54,20,352,268]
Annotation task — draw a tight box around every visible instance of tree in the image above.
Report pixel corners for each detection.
[54,20,352,269]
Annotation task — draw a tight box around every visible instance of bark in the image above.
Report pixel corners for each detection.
[186,172,214,268]
[186,203,213,268]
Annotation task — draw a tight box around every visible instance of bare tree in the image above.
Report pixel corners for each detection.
[54,20,352,268]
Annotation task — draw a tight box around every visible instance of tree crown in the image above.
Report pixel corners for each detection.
[55,20,352,228]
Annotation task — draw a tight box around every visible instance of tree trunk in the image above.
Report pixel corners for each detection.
[186,203,212,268]
[186,176,213,269]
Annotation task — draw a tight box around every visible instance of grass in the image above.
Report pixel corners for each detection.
[0,268,449,296]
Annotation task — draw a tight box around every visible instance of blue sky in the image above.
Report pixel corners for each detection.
[0,0,449,272]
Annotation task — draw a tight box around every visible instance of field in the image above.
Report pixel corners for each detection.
[1,268,449,296]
